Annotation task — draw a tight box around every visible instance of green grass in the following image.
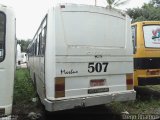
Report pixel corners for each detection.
[13,68,36,105]
[106,99,160,115]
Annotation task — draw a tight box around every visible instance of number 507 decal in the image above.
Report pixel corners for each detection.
[88,62,109,73]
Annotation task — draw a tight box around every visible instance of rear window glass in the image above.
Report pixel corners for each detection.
[0,12,6,62]
[143,25,160,48]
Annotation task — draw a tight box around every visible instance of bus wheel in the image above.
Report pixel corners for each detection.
[33,74,39,98]
[33,74,42,107]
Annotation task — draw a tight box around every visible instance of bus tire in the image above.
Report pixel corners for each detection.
[33,74,42,106]
[33,74,38,97]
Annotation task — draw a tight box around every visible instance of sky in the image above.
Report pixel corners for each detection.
[0,0,150,40]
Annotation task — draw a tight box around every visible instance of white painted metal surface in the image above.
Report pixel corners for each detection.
[0,4,16,117]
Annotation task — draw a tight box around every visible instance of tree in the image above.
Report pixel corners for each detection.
[106,0,130,8]
[150,0,160,7]
[126,0,160,22]
[17,39,31,52]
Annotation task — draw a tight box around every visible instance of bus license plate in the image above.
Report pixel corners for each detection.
[90,79,106,87]
[88,88,109,94]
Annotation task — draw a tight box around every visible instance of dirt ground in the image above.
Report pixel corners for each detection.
[12,103,122,120]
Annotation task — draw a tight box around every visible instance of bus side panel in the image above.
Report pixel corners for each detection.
[0,7,15,116]
[34,56,45,100]
[44,9,56,100]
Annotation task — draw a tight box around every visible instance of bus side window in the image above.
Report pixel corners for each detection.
[132,26,137,54]
[42,25,46,55]
[35,39,37,56]
[38,32,42,55]
[32,45,34,56]
[37,35,39,56]
[0,12,6,62]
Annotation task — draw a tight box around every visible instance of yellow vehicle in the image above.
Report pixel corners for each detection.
[132,21,160,86]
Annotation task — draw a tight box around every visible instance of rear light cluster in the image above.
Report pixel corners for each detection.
[55,77,65,98]
[126,73,133,90]
[146,69,160,75]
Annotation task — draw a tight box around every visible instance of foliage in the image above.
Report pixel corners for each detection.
[107,99,160,114]
[17,39,31,52]
[126,0,160,22]
[150,0,160,7]
[106,0,130,8]
[13,69,36,104]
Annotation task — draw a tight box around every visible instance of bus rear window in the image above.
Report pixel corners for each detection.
[143,25,160,48]
[0,12,6,62]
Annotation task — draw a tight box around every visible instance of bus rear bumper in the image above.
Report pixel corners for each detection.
[138,77,160,86]
[44,90,136,112]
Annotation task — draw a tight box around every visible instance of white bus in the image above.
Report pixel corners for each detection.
[0,4,16,118]
[27,4,136,112]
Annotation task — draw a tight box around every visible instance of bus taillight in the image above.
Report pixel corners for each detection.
[55,77,65,98]
[126,73,133,90]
